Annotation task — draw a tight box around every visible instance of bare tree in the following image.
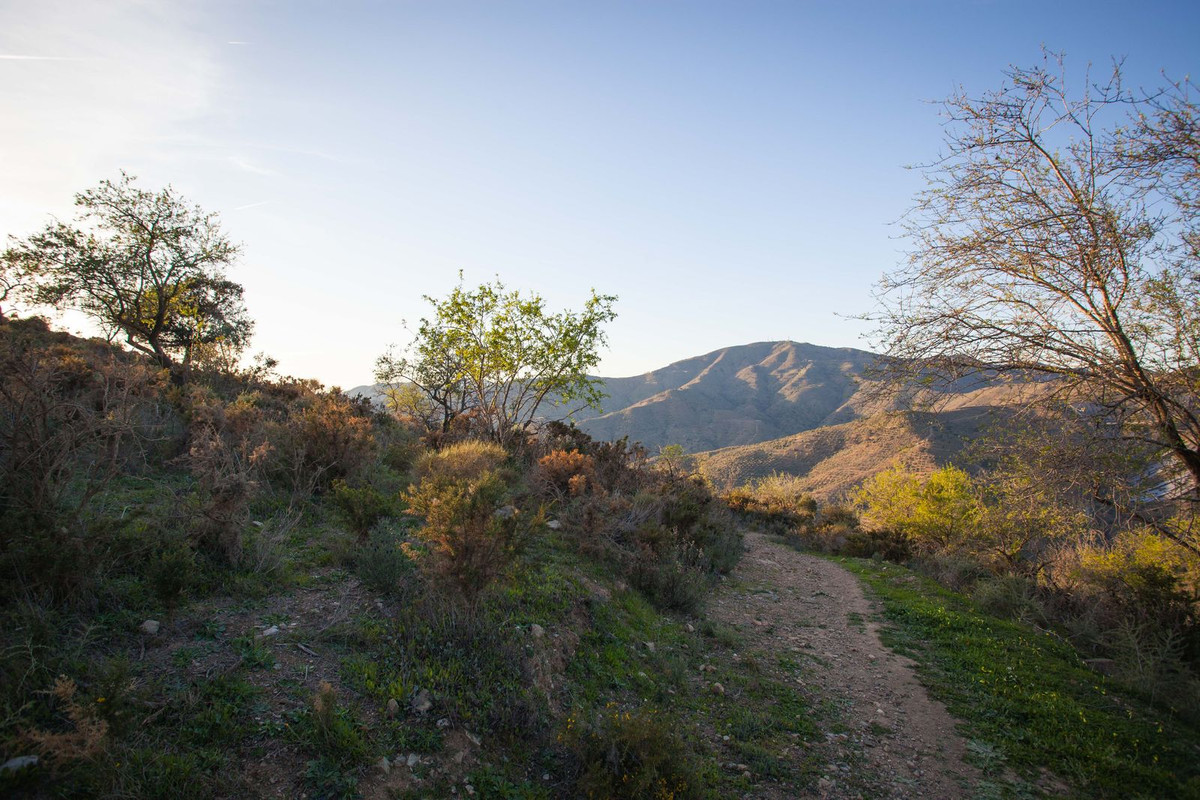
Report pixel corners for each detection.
[870,54,1200,549]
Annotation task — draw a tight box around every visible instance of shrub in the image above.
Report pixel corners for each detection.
[264,389,376,496]
[971,575,1046,625]
[855,465,981,553]
[414,439,507,484]
[403,471,529,602]
[329,479,397,542]
[534,448,596,497]
[184,388,271,563]
[629,537,710,613]
[352,523,418,597]
[563,705,703,800]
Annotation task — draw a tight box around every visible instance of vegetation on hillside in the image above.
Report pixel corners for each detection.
[0,200,761,796]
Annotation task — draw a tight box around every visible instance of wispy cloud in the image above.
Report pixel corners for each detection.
[228,156,277,176]
[233,201,269,211]
[226,41,250,45]
[0,54,92,60]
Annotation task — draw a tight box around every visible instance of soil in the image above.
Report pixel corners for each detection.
[708,531,981,799]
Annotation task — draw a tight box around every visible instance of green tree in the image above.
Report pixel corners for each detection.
[855,465,982,553]
[869,55,1200,551]
[2,173,253,382]
[376,276,617,447]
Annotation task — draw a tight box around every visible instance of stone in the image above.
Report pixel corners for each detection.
[139,619,160,635]
[386,698,400,718]
[437,717,451,728]
[710,682,725,695]
[643,641,656,653]
[406,753,420,768]
[684,623,695,633]
[410,688,433,714]
[495,505,518,520]
[465,731,481,746]
[377,756,391,773]
[0,756,38,775]
[260,625,280,637]
[546,520,562,530]
[530,624,545,638]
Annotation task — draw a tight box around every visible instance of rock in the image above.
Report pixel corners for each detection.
[139,619,160,635]
[465,730,481,746]
[410,688,433,714]
[386,698,400,718]
[495,505,518,520]
[377,756,391,773]
[710,682,725,695]
[530,624,545,638]
[465,784,475,796]
[437,717,451,728]
[0,755,38,774]
[260,625,280,637]
[742,771,752,779]
[684,623,695,633]
[546,520,562,530]
[406,753,420,768]
[643,641,656,653]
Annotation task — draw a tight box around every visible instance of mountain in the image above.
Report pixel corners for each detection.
[573,341,880,452]
[572,341,1045,498]
[353,340,1037,497]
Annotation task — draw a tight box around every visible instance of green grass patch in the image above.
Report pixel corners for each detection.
[839,557,1200,799]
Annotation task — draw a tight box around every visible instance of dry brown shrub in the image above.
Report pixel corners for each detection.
[534,449,596,497]
[25,676,108,764]
[266,391,377,495]
[184,388,271,562]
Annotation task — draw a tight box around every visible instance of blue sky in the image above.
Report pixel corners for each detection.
[1,1,1197,387]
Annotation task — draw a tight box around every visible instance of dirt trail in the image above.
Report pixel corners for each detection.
[710,531,980,799]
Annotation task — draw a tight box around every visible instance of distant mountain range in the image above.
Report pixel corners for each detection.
[352,340,1037,499]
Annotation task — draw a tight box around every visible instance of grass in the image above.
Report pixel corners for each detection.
[837,556,1200,799]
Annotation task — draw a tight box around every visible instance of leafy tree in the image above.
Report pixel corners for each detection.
[869,55,1200,550]
[2,173,253,382]
[855,465,981,553]
[376,276,617,447]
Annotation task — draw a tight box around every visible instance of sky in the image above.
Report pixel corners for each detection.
[1,1,1197,388]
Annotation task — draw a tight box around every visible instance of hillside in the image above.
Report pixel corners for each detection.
[573,341,878,453]
[693,407,1010,500]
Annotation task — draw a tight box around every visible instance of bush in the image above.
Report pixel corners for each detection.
[563,705,703,800]
[414,439,507,484]
[971,575,1046,625]
[329,479,397,542]
[629,536,710,613]
[264,388,376,496]
[534,449,596,497]
[352,523,418,597]
[403,471,530,602]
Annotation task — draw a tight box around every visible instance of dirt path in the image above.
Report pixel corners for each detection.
[710,531,980,799]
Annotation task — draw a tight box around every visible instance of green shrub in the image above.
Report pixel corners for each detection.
[563,705,703,800]
[629,539,710,613]
[329,479,397,542]
[352,523,418,597]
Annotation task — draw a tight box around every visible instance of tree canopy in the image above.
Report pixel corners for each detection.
[870,55,1200,548]
[376,276,617,446]
[2,173,253,381]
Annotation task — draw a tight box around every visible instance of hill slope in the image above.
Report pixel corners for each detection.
[574,341,879,452]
